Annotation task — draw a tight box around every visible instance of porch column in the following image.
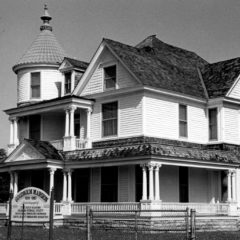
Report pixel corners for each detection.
[13,172,18,196]
[9,119,14,145]
[49,168,56,193]
[13,117,19,145]
[67,170,73,202]
[154,164,161,201]
[62,171,67,202]
[141,165,147,201]
[86,108,92,148]
[64,109,70,137]
[232,170,236,202]
[148,164,154,201]
[69,106,76,137]
[9,172,14,193]
[227,170,232,202]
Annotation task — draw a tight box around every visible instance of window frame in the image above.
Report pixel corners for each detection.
[102,101,118,138]
[103,65,117,91]
[64,71,72,95]
[179,104,188,138]
[30,72,41,99]
[208,107,218,141]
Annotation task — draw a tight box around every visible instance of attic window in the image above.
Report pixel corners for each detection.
[104,65,116,91]
[65,72,72,94]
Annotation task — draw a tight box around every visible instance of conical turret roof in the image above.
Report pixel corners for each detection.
[13,4,65,72]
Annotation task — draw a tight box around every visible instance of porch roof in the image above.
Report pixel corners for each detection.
[63,141,240,167]
[4,95,94,117]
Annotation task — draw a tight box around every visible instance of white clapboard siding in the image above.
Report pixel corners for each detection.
[90,168,101,202]
[17,68,63,104]
[18,69,30,103]
[223,107,239,143]
[90,93,143,141]
[144,95,178,139]
[81,48,138,96]
[41,70,63,99]
[118,166,129,202]
[41,113,65,141]
[228,77,240,100]
[188,105,208,143]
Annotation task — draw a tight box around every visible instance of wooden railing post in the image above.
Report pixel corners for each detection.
[190,209,196,240]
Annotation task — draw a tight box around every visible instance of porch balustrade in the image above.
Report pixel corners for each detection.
[161,202,230,215]
[71,202,140,214]
[54,202,64,215]
[50,138,87,151]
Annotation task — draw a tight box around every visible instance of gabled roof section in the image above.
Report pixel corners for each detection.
[64,57,89,70]
[25,139,63,160]
[200,57,240,99]
[5,139,63,163]
[103,37,207,98]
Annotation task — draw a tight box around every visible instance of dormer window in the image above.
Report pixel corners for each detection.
[104,65,116,91]
[64,72,72,94]
[209,108,218,140]
[31,72,40,98]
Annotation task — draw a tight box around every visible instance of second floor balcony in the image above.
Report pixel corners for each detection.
[5,95,94,154]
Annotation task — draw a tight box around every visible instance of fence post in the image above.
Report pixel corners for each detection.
[134,210,138,240]
[7,191,13,240]
[86,206,91,240]
[21,204,25,240]
[49,188,54,240]
[190,209,196,240]
[186,207,189,240]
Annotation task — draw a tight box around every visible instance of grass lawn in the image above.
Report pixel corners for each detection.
[0,226,240,240]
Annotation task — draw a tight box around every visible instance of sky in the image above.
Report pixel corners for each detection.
[1,0,240,148]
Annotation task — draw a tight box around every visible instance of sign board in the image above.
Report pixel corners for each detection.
[12,187,50,222]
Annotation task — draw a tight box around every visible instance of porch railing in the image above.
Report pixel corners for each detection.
[76,139,87,149]
[161,202,230,215]
[71,202,140,214]
[54,202,64,215]
[50,139,64,150]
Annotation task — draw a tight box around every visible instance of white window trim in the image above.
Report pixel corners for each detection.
[30,71,41,100]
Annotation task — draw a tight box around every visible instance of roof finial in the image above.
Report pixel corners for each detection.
[40,3,52,31]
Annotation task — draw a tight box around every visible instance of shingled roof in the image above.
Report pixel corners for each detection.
[25,139,63,161]
[200,57,240,99]
[104,36,208,98]
[65,57,89,70]
[63,142,240,165]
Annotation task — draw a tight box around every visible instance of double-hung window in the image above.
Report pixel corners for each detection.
[31,72,40,98]
[104,65,116,90]
[179,104,188,138]
[209,108,218,140]
[64,72,72,94]
[102,101,118,137]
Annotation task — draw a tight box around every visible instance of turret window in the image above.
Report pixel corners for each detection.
[31,72,40,98]
[65,72,72,94]
[209,108,218,140]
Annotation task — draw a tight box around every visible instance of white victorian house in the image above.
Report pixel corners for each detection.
[1,5,240,219]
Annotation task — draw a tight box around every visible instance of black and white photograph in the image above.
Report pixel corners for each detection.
[1,1,240,239]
